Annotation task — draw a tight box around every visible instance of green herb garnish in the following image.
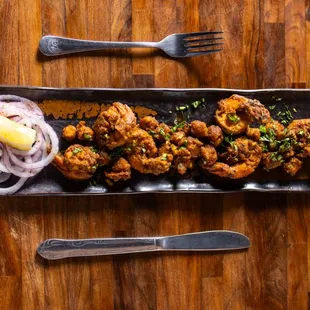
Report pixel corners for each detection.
[227,113,240,123]
[72,147,82,155]
[269,105,276,110]
[84,133,91,140]
[161,153,168,161]
[171,121,186,133]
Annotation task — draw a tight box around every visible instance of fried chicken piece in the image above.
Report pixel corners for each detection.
[205,137,262,179]
[76,121,94,142]
[206,125,223,147]
[53,144,99,180]
[98,150,110,166]
[200,145,218,168]
[62,125,76,142]
[190,120,208,138]
[104,157,131,182]
[261,152,283,170]
[246,127,260,142]
[140,116,159,131]
[283,157,303,176]
[127,127,157,157]
[140,116,171,142]
[93,102,137,150]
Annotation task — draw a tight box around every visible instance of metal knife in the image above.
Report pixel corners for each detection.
[37,230,250,260]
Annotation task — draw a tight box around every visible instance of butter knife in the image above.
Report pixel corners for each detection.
[37,230,250,260]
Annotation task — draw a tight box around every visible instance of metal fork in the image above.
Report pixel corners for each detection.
[39,31,224,57]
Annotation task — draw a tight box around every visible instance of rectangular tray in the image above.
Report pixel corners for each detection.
[1,85,310,195]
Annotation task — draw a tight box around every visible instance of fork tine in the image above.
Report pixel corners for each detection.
[184,48,223,57]
[184,37,224,46]
[181,31,223,39]
[185,42,224,52]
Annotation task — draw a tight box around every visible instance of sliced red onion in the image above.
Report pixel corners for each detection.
[0,95,59,194]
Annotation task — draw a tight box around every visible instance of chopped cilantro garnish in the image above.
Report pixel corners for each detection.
[227,113,240,123]
[72,147,82,155]
[84,133,91,140]
[161,153,168,161]
[171,121,186,133]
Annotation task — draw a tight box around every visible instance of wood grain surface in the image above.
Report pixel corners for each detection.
[0,0,309,309]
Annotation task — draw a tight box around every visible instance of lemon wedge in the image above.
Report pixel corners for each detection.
[0,115,36,151]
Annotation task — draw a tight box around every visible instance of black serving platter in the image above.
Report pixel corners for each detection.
[1,85,310,195]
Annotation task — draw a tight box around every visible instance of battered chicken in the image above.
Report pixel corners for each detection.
[104,157,131,182]
[53,144,99,180]
[93,102,137,150]
[190,120,208,138]
[76,121,94,142]
[62,125,76,141]
[206,125,223,147]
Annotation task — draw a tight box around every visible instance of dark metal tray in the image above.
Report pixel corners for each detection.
[1,86,310,195]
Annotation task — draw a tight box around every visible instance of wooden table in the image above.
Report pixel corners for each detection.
[0,0,309,309]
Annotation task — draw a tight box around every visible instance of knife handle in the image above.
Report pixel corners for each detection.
[37,238,159,260]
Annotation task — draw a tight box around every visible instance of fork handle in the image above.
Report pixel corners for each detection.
[39,35,159,56]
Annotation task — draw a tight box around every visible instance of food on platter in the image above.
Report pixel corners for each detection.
[54,95,310,184]
[0,95,58,194]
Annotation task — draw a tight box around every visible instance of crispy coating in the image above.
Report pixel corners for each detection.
[62,125,76,141]
[200,145,218,168]
[128,153,173,175]
[246,127,260,142]
[127,127,157,157]
[76,121,94,141]
[190,120,208,138]
[53,144,99,180]
[215,94,270,134]
[204,137,262,179]
[140,116,171,142]
[93,102,137,150]
[283,157,303,176]
[206,125,223,147]
[261,152,283,170]
[104,157,131,182]
[288,119,310,158]
[140,116,159,131]
[266,120,285,139]
[98,150,110,166]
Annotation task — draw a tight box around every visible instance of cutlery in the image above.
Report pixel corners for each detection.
[37,230,249,260]
[39,31,224,58]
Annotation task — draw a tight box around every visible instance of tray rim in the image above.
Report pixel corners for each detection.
[1,85,309,195]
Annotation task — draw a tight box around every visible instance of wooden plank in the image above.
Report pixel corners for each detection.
[263,195,288,309]
[110,0,134,88]
[132,194,157,310]
[264,0,285,23]
[44,198,68,310]
[243,0,265,88]
[202,277,223,310]
[223,193,246,309]
[200,194,223,278]
[285,0,306,86]
[198,0,222,88]
[264,23,286,88]
[0,276,21,309]
[132,0,154,75]
[41,0,67,87]
[286,195,308,310]
[89,196,115,310]
[244,193,265,309]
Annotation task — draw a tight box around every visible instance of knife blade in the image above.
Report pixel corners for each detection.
[37,230,250,260]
